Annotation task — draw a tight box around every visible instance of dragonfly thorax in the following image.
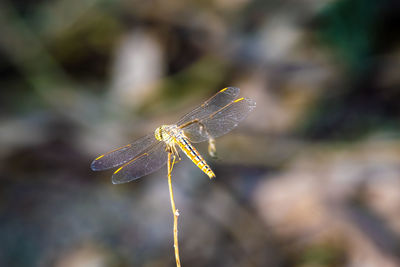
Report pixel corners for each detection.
[154,124,180,144]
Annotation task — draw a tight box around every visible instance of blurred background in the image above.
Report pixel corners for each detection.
[1,0,400,266]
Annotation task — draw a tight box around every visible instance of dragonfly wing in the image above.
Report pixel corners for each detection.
[177,87,240,126]
[91,133,157,171]
[181,97,256,143]
[112,142,168,184]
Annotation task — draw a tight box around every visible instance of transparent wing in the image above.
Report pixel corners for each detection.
[179,97,256,143]
[112,141,168,184]
[176,87,240,126]
[91,133,157,171]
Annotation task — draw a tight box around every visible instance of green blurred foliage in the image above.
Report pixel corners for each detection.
[297,243,346,267]
[316,0,380,72]
[298,0,400,140]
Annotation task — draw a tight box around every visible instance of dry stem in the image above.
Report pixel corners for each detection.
[167,152,181,267]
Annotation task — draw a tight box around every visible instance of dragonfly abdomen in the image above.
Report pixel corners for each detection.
[176,136,215,178]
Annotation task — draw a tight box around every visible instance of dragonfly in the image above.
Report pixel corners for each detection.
[91,87,256,184]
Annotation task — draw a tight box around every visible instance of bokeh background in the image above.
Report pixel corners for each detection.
[1,0,400,266]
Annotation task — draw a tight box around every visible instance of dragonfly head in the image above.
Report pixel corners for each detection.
[154,125,168,141]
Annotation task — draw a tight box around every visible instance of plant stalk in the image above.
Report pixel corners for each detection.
[167,152,181,267]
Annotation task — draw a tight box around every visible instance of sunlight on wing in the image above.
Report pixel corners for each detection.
[91,133,158,171]
[177,87,240,126]
[180,97,256,143]
[112,142,168,184]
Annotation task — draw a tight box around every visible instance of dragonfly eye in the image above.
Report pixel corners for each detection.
[154,127,163,141]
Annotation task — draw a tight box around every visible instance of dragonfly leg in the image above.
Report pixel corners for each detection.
[166,144,181,162]
[208,137,217,158]
[172,143,182,162]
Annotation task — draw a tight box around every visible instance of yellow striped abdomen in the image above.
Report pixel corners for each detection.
[176,136,215,178]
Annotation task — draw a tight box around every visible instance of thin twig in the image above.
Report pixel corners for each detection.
[167,152,181,267]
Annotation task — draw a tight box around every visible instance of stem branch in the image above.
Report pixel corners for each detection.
[167,152,181,267]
